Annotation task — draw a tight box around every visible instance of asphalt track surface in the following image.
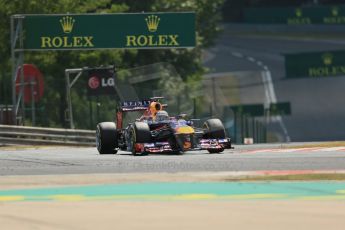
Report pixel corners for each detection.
[205,24,345,141]
[1,145,345,230]
[1,145,345,176]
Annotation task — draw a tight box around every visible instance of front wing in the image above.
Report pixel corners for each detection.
[134,138,232,153]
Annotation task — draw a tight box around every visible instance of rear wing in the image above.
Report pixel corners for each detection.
[118,100,151,112]
[118,97,166,112]
[116,98,166,129]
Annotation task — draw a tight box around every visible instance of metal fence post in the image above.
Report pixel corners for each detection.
[65,71,74,129]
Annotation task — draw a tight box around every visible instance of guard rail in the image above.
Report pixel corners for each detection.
[0,125,95,146]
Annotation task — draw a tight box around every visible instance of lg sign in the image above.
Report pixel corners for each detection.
[87,69,116,96]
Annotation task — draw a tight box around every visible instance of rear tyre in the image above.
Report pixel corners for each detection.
[208,148,224,154]
[96,122,118,154]
[203,119,225,154]
[131,122,151,156]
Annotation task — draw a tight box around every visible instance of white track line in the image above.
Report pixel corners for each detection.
[241,147,345,154]
[240,147,345,154]
[313,147,345,152]
[261,70,291,142]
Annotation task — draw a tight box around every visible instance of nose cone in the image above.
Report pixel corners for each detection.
[176,126,194,134]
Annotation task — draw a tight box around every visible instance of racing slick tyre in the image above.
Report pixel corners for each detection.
[203,119,226,154]
[96,122,118,155]
[131,122,151,156]
[208,148,224,154]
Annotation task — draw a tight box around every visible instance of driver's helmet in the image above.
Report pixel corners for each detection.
[149,102,162,116]
[155,110,169,122]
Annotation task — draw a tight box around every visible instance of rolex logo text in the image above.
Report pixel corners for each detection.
[125,15,180,47]
[287,8,311,24]
[40,16,94,49]
[323,7,345,24]
[308,53,345,77]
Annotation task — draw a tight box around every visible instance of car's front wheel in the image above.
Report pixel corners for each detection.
[203,118,226,154]
[130,122,151,156]
[96,122,118,154]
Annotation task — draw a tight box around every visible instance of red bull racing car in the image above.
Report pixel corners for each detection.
[96,97,232,155]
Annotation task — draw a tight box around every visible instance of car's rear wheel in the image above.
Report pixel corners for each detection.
[203,118,225,154]
[131,122,151,156]
[96,122,118,154]
[207,148,224,154]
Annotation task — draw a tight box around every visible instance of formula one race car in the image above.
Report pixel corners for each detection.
[96,97,231,155]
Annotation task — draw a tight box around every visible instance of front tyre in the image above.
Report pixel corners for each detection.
[96,122,118,154]
[203,118,226,154]
[131,122,151,156]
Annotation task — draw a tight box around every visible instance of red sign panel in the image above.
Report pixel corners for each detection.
[15,64,44,104]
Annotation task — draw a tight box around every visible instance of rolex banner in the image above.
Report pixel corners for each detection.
[22,12,195,50]
[244,5,345,24]
[285,51,345,78]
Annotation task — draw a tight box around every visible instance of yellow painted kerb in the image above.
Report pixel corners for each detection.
[0,196,25,202]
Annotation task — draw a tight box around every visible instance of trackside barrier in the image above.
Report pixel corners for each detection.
[0,125,95,146]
